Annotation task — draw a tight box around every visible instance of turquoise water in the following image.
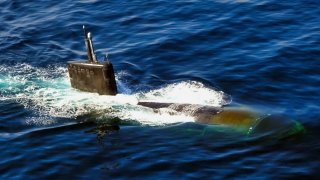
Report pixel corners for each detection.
[0,0,319,179]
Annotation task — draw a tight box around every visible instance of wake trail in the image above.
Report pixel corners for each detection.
[0,63,230,126]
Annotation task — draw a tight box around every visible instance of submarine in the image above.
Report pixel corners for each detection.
[67,26,117,95]
[137,102,304,137]
[67,26,304,137]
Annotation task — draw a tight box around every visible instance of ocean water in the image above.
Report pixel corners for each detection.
[0,0,319,179]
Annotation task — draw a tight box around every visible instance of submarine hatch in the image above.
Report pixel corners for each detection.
[67,26,117,95]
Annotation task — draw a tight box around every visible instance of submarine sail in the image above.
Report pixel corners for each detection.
[67,26,117,95]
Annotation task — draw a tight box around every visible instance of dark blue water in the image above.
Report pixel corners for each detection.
[1,0,319,179]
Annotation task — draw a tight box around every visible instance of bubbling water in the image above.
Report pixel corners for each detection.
[0,63,229,126]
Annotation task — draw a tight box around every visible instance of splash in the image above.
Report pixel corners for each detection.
[137,81,228,106]
[0,63,229,126]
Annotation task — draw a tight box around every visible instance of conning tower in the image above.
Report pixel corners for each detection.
[67,26,117,95]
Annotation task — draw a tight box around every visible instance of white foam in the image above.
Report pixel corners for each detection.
[0,63,229,126]
[136,81,227,106]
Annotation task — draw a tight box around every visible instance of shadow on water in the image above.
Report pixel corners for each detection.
[81,113,306,147]
[0,98,315,179]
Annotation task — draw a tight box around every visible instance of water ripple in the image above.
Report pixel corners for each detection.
[1,0,319,178]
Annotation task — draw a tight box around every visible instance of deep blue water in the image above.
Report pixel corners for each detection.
[1,0,320,179]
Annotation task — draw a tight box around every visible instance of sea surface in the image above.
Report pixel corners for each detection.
[0,0,319,179]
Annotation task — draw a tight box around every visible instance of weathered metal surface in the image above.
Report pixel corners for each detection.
[67,26,118,95]
[68,61,117,95]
